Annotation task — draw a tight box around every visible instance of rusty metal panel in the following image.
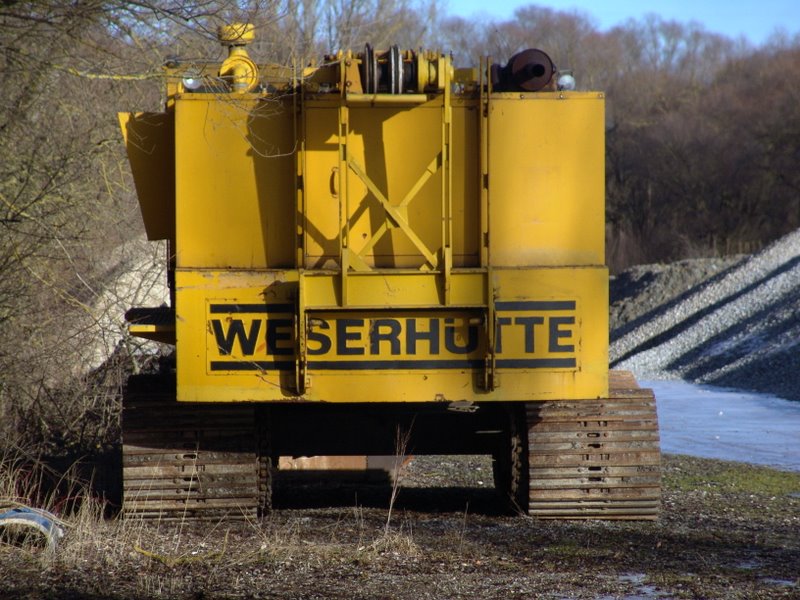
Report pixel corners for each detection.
[278,456,367,470]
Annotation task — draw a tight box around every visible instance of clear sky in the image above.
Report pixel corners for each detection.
[444,0,800,46]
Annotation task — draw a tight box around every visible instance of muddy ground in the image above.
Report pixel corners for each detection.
[1,454,798,600]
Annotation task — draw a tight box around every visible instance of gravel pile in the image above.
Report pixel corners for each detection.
[610,229,800,401]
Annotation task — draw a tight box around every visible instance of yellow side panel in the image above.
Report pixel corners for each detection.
[302,106,345,268]
[451,101,480,265]
[488,93,605,266]
[174,267,607,403]
[174,96,295,269]
[118,112,175,242]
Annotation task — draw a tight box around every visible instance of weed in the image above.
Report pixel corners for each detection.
[664,455,800,495]
[385,423,413,535]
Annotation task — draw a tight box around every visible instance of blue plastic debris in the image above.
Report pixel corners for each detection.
[0,506,65,551]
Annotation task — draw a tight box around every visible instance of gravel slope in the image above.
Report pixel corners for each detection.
[610,229,800,400]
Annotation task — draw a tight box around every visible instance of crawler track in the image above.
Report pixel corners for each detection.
[526,371,661,519]
[122,375,262,520]
[122,372,659,521]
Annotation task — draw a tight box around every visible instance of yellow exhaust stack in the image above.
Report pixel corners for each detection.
[217,23,258,93]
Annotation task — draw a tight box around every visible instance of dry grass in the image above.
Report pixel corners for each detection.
[1,452,798,599]
[1,444,421,596]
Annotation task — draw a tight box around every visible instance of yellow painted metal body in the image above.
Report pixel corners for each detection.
[120,54,608,404]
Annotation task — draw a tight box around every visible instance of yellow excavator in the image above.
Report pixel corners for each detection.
[119,24,660,520]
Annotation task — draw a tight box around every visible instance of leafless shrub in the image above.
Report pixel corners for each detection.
[385,423,413,534]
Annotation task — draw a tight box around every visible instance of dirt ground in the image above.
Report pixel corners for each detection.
[1,454,798,600]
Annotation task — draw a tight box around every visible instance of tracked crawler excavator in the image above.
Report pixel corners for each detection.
[119,24,660,520]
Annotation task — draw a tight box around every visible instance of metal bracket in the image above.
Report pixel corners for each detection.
[295,272,308,395]
[347,158,439,269]
[447,401,478,413]
[483,282,498,391]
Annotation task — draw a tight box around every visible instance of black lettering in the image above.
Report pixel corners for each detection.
[515,316,544,353]
[337,318,364,355]
[406,318,440,355]
[307,319,332,355]
[267,318,293,355]
[495,317,512,353]
[370,319,401,355]
[211,319,261,356]
[444,318,478,354]
[549,316,575,353]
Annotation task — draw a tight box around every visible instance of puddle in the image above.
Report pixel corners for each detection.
[735,559,762,570]
[760,577,798,588]
[644,380,800,471]
[618,573,646,585]
[592,573,673,599]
